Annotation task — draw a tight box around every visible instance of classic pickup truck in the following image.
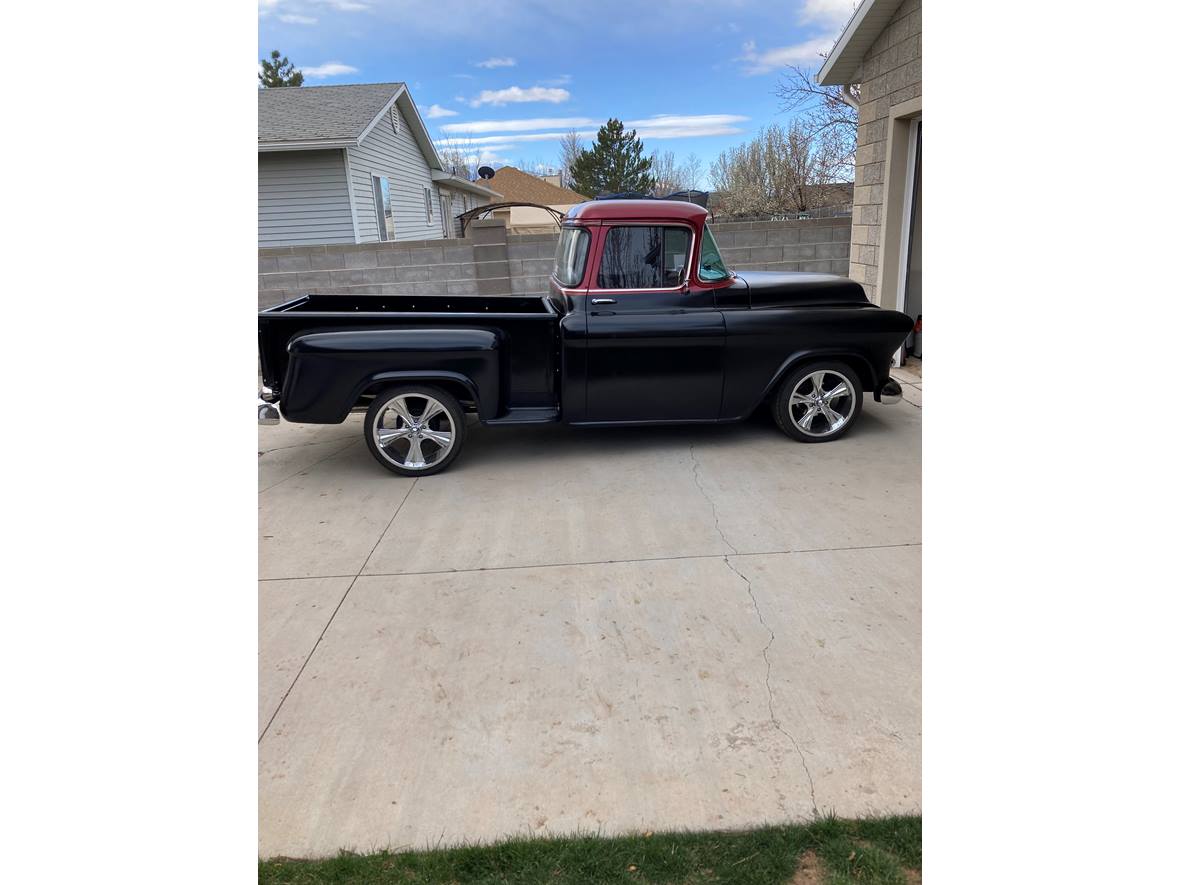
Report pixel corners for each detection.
[258,200,912,476]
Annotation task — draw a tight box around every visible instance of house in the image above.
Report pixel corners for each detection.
[258,82,496,246]
[475,166,587,233]
[818,0,921,358]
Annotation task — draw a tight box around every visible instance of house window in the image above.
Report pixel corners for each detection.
[423,186,434,224]
[373,176,394,242]
[440,192,453,238]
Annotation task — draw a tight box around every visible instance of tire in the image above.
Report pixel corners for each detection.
[772,361,864,443]
[363,385,466,476]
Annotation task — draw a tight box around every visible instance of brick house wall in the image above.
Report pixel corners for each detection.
[848,0,922,304]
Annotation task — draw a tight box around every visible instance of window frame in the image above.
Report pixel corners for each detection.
[372,175,395,242]
[552,225,592,288]
[590,222,696,293]
[423,186,434,224]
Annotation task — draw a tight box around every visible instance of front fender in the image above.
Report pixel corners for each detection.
[281,328,501,423]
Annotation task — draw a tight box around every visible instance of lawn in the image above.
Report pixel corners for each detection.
[259,814,920,884]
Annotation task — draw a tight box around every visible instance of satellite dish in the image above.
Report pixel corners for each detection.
[477,165,495,179]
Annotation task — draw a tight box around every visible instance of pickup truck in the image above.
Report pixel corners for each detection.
[258,200,912,476]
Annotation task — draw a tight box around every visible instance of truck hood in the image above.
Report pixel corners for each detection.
[734,271,869,308]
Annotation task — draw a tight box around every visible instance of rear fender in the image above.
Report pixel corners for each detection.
[281,328,501,423]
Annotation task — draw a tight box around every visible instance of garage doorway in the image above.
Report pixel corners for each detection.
[897,117,922,365]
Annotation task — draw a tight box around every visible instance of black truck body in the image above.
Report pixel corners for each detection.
[258,200,912,475]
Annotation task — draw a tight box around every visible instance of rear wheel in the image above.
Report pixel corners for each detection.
[773,362,863,443]
[364,385,466,476]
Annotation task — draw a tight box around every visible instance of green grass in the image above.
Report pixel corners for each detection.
[259,814,920,884]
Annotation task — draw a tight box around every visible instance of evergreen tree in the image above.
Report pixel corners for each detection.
[568,119,654,196]
[259,50,304,88]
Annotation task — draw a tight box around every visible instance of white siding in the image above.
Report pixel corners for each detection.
[348,104,443,243]
[258,150,355,246]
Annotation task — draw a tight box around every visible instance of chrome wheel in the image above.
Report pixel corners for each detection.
[370,393,456,471]
[787,368,856,438]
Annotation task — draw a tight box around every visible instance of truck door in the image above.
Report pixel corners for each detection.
[584,224,724,422]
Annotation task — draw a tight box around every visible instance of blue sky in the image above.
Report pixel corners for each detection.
[258,0,858,187]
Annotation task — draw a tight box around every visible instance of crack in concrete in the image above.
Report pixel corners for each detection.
[688,443,819,817]
[689,443,737,555]
[258,439,360,494]
[722,554,818,817]
[258,436,356,457]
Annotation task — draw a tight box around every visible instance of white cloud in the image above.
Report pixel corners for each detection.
[627,113,749,138]
[475,56,516,69]
[435,114,747,149]
[469,86,570,108]
[738,37,835,75]
[316,0,369,10]
[440,116,594,134]
[799,0,859,27]
[435,131,595,147]
[426,104,459,119]
[278,13,317,24]
[301,61,359,77]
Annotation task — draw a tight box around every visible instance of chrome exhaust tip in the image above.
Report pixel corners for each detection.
[258,399,280,425]
[876,378,903,405]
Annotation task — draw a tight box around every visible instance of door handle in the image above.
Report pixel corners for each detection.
[591,297,617,305]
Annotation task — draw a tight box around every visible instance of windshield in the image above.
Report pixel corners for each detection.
[698,224,730,282]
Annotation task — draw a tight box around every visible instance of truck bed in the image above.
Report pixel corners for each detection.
[258,294,561,418]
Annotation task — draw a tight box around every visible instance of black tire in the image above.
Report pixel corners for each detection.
[363,385,466,476]
[772,360,864,443]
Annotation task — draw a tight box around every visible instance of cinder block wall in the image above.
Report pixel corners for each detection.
[259,217,852,308]
[848,0,921,303]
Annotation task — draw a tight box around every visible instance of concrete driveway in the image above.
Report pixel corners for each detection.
[259,399,921,858]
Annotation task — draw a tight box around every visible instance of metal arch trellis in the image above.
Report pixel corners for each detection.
[455,202,567,236]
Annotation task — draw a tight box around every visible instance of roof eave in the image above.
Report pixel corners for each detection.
[430,172,499,197]
[258,139,358,152]
[816,0,906,86]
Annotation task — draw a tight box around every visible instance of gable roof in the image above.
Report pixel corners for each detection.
[258,82,404,146]
[817,0,907,86]
[257,82,445,170]
[477,166,587,205]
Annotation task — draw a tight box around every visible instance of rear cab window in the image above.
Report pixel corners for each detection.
[553,226,591,287]
[597,225,692,289]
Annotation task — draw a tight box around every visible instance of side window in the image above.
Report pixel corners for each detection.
[698,224,730,281]
[553,226,590,287]
[597,226,691,289]
[372,176,394,242]
[423,186,434,224]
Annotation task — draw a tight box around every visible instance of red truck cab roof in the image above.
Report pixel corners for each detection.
[565,199,709,224]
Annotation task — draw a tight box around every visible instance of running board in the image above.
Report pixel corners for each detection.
[484,407,559,425]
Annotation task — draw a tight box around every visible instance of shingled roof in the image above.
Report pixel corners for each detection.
[478,166,587,205]
[258,82,405,147]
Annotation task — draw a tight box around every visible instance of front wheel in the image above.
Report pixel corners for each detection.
[364,385,466,476]
[772,362,863,443]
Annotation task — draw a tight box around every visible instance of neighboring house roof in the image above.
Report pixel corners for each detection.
[817,0,907,86]
[257,82,445,171]
[476,166,587,206]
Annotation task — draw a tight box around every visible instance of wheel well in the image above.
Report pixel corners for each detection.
[357,378,478,412]
[763,354,877,405]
